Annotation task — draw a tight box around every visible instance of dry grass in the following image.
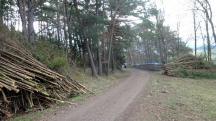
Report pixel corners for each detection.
[145,72,216,121]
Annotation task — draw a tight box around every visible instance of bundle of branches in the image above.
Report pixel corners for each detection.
[164,55,209,77]
[0,32,88,119]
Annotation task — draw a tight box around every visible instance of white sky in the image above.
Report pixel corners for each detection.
[155,0,216,49]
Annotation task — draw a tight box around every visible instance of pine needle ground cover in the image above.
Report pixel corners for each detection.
[0,27,87,120]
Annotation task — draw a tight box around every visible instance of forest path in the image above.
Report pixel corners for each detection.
[41,69,150,121]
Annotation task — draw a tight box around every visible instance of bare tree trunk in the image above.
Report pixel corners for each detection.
[96,0,102,75]
[27,0,35,42]
[208,19,216,44]
[177,22,180,57]
[0,17,3,24]
[0,8,3,24]
[155,13,166,64]
[107,1,122,75]
[193,2,197,57]
[157,26,165,64]
[107,20,115,75]
[86,40,98,77]
[111,50,115,72]
[206,19,211,61]
[0,0,4,24]
[204,0,216,44]
[162,35,168,63]
[197,0,216,44]
[17,0,28,40]
[98,46,103,75]
[107,12,117,75]
[63,0,68,54]
[56,0,61,46]
[199,23,207,61]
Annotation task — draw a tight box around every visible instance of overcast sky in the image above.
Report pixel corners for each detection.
[155,0,216,49]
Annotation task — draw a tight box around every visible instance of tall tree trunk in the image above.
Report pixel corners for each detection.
[199,24,207,61]
[98,46,103,75]
[208,19,216,44]
[193,5,197,57]
[0,0,4,24]
[56,0,61,46]
[196,0,216,45]
[176,22,180,57]
[86,40,98,77]
[27,0,35,42]
[107,1,122,75]
[156,14,166,64]
[107,13,117,75]
[111,50,115,72]
[96,0,102,75]
[161,35,167,63]
[205,0,216,44]
[0,15,3,25]
[0,5,3,25]
[63,0,68,54]
[17,0,28,40]
[206,19,211,61]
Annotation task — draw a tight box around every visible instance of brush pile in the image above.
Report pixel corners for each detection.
[164,55,209,77]
[0,32,87,119]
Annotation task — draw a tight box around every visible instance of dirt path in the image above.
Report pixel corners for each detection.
[41,69,150,121]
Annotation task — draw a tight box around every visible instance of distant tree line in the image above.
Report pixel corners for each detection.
[127,7,192,65]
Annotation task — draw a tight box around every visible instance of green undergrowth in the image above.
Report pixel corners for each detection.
[150,74,216,121]
[32,39,69,71]
[1,25,69,72]
[176,69,216,79]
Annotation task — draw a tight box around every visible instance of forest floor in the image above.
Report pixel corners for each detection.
[10,69,216,121]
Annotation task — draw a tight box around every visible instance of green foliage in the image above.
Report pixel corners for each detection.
[48,57,68,70]
[188,70,216,79]
[0,0,13,17]
[175,68,216,79]
[176,68,189,77]
[109,0,136,15]
[33,39,69,71]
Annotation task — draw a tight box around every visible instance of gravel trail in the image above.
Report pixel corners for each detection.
[42,69,150,121]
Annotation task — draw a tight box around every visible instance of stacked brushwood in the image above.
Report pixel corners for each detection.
[164,55,208,77]
[0,31,88,119]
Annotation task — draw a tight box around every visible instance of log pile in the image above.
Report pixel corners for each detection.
[0,32,87,119]
[164,55,208,77]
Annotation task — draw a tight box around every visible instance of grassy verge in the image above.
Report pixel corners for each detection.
[10,68,130,121]
[146,73,216,121]
[175,69,216,79]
